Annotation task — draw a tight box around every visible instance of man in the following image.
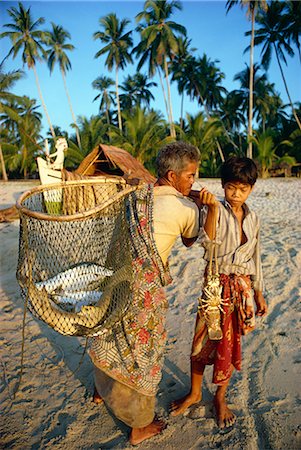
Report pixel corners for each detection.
[90,141,217,445]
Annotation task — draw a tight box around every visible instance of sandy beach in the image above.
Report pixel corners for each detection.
[0,178,300,449]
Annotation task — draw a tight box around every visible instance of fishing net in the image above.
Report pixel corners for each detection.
[16,178,140,337]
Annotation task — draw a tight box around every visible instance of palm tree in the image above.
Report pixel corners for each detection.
[251,0,301,130]
[283,1,301,64]
[178,54,227,161]
[251,129,294,177]
[226,0,268,159]
[120,73,157,111]
[170,36,196,129]
[0,64,24,180]
[46,22,81,148]
[92,76,115,125]
[4,96,42,178]
[135,0,186,138]
[109,106,171,168]
[0,2,56,139]
[93,13,133,131]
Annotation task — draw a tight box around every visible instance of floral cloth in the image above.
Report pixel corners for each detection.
[191,273,255,385]
[90,184,172,396]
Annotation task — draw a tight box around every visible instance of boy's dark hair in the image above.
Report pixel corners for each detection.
[156,141,200,178]
[221,156,258,186]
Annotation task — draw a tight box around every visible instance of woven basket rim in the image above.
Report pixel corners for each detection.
[16,177,141,222]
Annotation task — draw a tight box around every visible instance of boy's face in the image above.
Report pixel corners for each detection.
[223,181,253,208]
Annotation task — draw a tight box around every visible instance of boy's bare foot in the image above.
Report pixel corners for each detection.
[170,392,201,416]
[213,395,236,428]
[92,387,103,405]
[129,418,166,446]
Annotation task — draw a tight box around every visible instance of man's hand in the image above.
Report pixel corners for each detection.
[189,188,218,209]
[199,187,218,208]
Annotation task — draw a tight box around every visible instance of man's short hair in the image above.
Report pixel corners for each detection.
[221,156,258,186]
[155,141,200,178]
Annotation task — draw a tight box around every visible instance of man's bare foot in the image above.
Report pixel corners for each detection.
[92,387,103,405]
[170,392,201,416]
[213,395,236,428]
[129,418,166,446]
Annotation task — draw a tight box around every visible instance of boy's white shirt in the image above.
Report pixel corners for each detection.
[199,198,264,292]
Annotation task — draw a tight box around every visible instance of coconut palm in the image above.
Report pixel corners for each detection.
[92,76,115,125]
[109,106,171,168]
[0,65,25,180]
[93,13,133,131]
[170,36,196,129]
[135,0,186,138]
[4,96,42,178]
[251,129,294,177]
[226,0,268,159]
[283,1,301,64]
[0,2,55,139]
[251,0,301,130]
[177,54,227,161]
[46,22,81,148]
[75,115,109,156]
[184,112,224,173]
[119,73,157,111]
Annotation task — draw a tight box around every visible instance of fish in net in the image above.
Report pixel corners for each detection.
[16,178,139,337]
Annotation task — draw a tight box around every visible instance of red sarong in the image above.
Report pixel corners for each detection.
[191,274,255,385]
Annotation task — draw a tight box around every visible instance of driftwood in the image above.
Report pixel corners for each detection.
[0,205,19,222]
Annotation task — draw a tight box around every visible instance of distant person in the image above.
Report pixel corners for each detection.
[171,156,268,429]
[89,141,217,445]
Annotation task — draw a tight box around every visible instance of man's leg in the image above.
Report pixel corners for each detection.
[92,386,103,405]
[129,418,166,446]
[213,366,236,428]
[170,360,205,416]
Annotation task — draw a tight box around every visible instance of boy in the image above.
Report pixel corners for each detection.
[171,156,268,429]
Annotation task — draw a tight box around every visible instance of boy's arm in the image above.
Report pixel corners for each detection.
[251,219,267,315]
[199,188,219,240]
[254,290,268,316]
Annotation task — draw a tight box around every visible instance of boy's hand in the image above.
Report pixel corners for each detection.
[254,291,268,316]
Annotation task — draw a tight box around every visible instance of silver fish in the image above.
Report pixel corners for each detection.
[36,263,113,294]
[28,265,132,336]
[52,290,103,312]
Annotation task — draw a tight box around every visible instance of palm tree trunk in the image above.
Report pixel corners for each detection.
[273,43,301,130]
[32,65,56,140]
[157,66,170,130]
[61,69,81,149]
[196,88,225,162]
[180,93,184,129]
[248,10,255,159]
[115,66,122,131]
[164,57,175,138]
[0,143,8,181]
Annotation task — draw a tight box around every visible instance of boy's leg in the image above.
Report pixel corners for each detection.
[213,366,236,428]
[170,360,205,416]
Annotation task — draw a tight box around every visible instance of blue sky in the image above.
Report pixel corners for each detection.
[1,0,300,137]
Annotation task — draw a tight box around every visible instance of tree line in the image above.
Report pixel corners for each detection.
[0,0,300,180]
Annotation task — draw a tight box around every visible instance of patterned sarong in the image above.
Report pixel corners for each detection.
[89,184,172,396]
[191,273,255,385]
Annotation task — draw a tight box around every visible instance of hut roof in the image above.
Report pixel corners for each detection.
[74,144,155,183]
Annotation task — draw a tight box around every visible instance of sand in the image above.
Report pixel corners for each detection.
[0,178,300,450]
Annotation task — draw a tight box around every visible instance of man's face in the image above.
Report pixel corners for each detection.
[170,161,198,196]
